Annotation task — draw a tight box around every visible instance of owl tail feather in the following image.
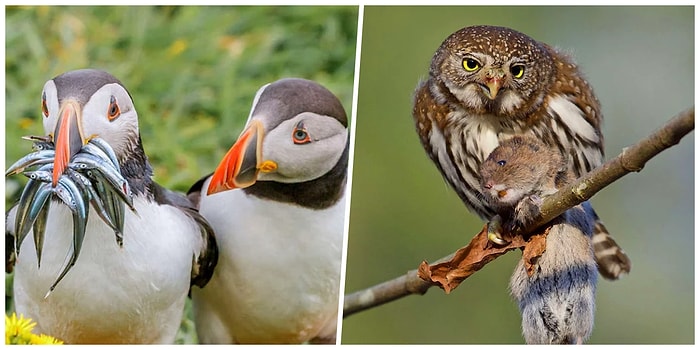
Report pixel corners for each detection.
[591,217,632,280]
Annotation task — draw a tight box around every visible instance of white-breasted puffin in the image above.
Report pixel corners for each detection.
[5,69,218,344]
[188,78,349,344]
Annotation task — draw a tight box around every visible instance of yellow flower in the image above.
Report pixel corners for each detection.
[6,312,36,344]
[30,334,64,345]
[5,313,63,345]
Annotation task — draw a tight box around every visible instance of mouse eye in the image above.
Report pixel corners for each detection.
[497,160,506,166]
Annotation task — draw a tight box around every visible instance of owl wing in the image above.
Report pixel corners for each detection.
[541,46,605,175]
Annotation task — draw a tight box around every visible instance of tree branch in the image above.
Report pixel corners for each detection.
[343,107,694,318]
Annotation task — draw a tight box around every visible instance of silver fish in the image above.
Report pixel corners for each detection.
[53,181,78,212]
[5,150,55,176]
[32,194,50,269]
[46,175,90,295]
[81,143,120,171]
[27,184,52,269]
[15,180,52,257]
[32,141,55,152]
[87,138,120,170]
[76,156,134,211]
[7,135,135,294]
[66,168,122,246]
[25,169,53,183]
[93,172,125,243]
[22,135,54,151]
[15,179,43,255]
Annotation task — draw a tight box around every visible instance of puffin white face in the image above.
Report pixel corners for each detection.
[206,77,348,195]
[41,80,139,158]
[257,112,347,183]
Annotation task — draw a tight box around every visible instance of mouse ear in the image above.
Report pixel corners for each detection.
[526,141,540,152]
[554,168,570,188]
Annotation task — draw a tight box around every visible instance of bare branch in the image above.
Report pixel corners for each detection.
[343,107,694,318]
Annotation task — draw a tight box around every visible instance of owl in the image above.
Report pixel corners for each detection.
[412,25,630,280]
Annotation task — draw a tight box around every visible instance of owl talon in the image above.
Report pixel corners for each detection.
[487,215,509,246]
[488,232,508,245]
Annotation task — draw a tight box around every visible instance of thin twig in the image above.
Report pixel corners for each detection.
[343,107,694,318]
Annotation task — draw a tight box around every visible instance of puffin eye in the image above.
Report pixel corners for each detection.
[462,58,480,72]
[107,95,121,121]
[497,160,506,166]
[41,92,49,118]
[292,121,311,144]
[510,64,525,79]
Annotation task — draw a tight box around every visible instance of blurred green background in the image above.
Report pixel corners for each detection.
[5,5,357,343]
[343,6,694,344]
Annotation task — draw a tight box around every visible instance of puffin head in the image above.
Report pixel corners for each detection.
[207,78,348,195]
[41,69,140,186]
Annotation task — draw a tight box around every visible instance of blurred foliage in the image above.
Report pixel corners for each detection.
[5,5,357,344]
[344,6,693,344]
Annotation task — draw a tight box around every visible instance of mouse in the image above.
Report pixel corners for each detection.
[480,135,598,344]
[480,135,571,238]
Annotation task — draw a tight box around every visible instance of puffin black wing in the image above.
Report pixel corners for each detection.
[186,172,213,210]
[151,183,218,289]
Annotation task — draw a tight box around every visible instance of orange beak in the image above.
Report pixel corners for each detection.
[207,120,264,195]
[52,100,84,186]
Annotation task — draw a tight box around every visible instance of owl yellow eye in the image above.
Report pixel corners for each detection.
[510,64,525,79]
[462,58,480,72]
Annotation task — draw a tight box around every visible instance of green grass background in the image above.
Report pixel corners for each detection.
[5,5,357,343]
[343,6,694,344]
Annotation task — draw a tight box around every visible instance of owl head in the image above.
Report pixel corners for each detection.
[430,25,556,118]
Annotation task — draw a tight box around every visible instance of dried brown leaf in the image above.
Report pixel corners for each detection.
[417,223,550,293]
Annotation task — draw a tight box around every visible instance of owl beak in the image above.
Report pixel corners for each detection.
[484,80,502,100]
[52,100,85,186]
[207,120,267,195]
[481,68,506,100]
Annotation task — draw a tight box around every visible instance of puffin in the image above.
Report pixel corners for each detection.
[5,69,218,344]
[188,78,349,344]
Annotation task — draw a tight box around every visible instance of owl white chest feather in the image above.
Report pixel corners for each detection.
[192,178,345,344]
[428,109,502,217]
[9,196,201,344]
